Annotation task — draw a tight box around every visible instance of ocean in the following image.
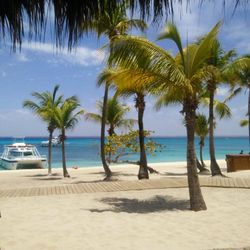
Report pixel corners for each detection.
[0,136,249,170]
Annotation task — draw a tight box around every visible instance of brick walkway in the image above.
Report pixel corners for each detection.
[0,176,250,198]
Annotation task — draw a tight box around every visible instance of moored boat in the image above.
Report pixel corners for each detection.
[0,142,47,170]
[41,137,61,147]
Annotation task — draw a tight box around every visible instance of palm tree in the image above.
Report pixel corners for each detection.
[53,97,84,177]
[106,22,220,211]
[88,3,146,180]
[225,55,250,150]
[23,85,63,175]
[98,70,150,179]
[195,114,209,171]
[85,97,136,136]
[204,41,236,176]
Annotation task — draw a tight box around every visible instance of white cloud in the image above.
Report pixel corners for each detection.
[232,104,247,114]
[15,109,30,115]
[223,21,250,53]
[0,109,32,120]
[216,87,229,97]
[21,42,105,66]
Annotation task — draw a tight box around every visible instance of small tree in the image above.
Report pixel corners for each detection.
[105,130,163,164]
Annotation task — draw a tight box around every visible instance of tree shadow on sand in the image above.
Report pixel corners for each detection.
[88,171,136,177]
[160,172,187,177]
[24,173,61,178]
[72,179,118,184]
[87,195,190,214]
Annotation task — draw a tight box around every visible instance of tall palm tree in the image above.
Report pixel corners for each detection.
[98,70,150,179]
[225,55,250,150]
[204,41,236,176]
[106,22,220,211]
[88,3,146,179]
[85,97,136,136]
[53,97,84,177]
[195,114,209,171]
[23,85,63,175]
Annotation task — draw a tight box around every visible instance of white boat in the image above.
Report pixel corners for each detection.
[41,137,61,147]
[0,142,47,170]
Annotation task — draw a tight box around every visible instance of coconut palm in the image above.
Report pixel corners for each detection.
[203,41,236,176]
[225,55,250,149]
[98,70,151,180]
[106,22,220,211]
[23,85,63,175]
[195,114,209,171]
[85,97,136,136]
[87,3,146,180]
[53,97,84,177]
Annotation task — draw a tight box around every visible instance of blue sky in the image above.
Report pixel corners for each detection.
[0,1,249,137]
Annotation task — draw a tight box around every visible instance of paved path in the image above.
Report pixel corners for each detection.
[0,176,250,198]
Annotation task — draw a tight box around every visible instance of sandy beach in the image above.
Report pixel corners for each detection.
[1,160,250,250]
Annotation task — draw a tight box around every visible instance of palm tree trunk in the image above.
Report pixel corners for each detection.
[136,94,149,180]
[248,86,250,152]
[196,158,203,172]
[108,125,115,136]
[107,125,115,163]
[198,139,210,174]
[185,100,207,211]
[61,129,69,177]
[209,88,222,176]
[47,129,53,175]
[199,141,204,166]
[199,138,206,168]
[101,83,112,179]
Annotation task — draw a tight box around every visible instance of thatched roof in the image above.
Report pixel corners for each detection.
[0,0,248,49]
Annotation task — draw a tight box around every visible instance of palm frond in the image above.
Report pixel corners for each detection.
[109,35,185,85]
[84,113,102,123]
[154,89,183,110]
[225,86,242,102]
[223,57,250,84]
[157,22,184,65]
[188,21,221,78]
[23,100,41,113]
[23,85,67,128]
[240,119,249,127]
[214,100,232,119]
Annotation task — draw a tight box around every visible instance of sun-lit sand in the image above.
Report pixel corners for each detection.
[1,160,250,250]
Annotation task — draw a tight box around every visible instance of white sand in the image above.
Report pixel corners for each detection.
[1,160,250,250]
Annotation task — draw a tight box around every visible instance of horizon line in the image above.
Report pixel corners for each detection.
[0,135,248,138]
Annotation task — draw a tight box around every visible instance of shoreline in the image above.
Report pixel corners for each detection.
[0,159,227,173]
[3,159,249,191]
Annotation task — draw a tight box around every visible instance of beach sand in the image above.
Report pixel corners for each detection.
[1,160,250,250]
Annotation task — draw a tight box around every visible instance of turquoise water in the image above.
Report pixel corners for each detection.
[0,136,249,170]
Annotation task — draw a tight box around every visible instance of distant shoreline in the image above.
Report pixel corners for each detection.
[0,135,248,139]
